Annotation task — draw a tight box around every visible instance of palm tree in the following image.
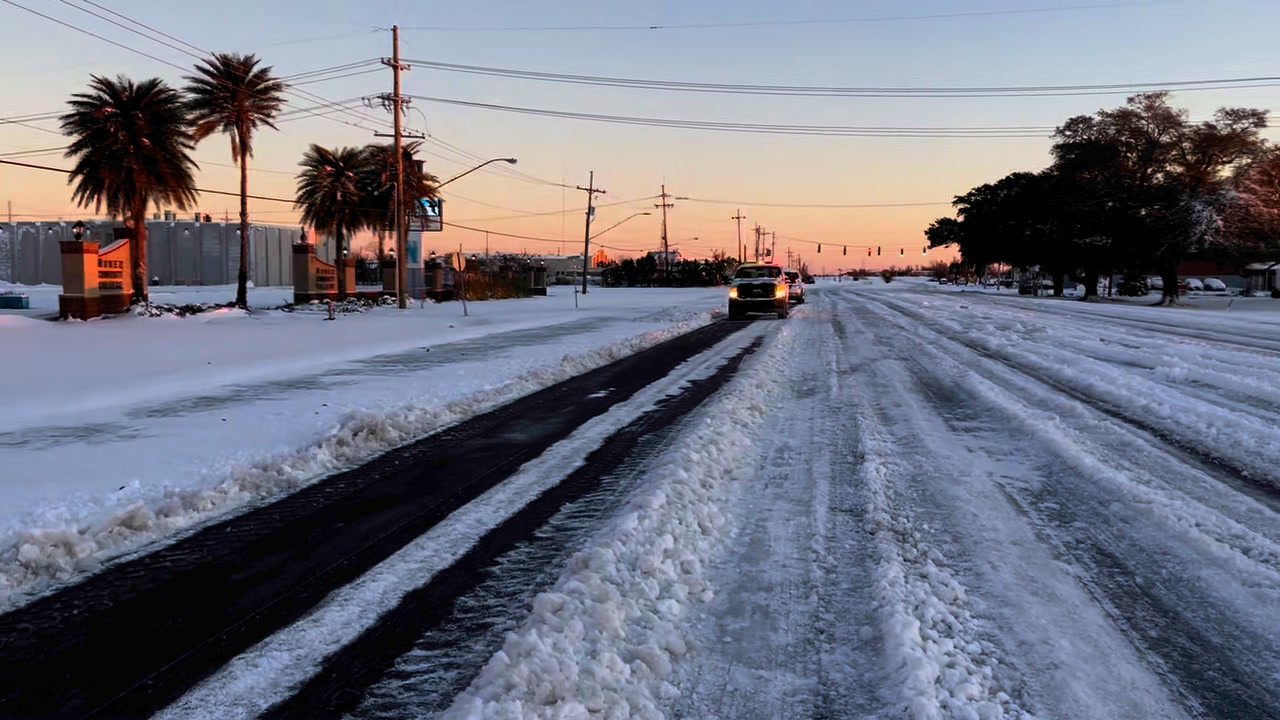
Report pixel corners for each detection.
[295,144,370,299]
[185,53,287,307]
[361,141,440,259]
[60,75,198,304]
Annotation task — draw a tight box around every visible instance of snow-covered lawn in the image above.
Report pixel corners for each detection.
[0,285,726,609]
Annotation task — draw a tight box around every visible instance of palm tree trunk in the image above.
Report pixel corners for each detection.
[236,134,250,307]
[335,227,346,300]
[132,204,149,305]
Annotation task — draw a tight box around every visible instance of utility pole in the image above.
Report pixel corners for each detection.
[374,27,423,307]
[655,185,674,282]
[771,231,777,262]
[731,210,745,263]
[379,26,413,308]
[577,171,605,295]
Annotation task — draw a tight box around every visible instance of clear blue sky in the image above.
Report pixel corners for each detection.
[3,0,1280,269]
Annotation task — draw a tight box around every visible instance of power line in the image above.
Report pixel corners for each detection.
[0,157,658,252]
[400,1,1170,32]
[407,95,1053,137]
[686,197,951,209]
[1,0,385,132]
[403,59,1280,99]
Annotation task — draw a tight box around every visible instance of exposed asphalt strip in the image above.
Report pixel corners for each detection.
[0,319,750,720]
[263,334,765,720]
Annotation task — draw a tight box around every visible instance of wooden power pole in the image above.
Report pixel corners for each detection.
[576,171,604,294]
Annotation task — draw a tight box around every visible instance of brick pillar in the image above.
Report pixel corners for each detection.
[58,240,101,320]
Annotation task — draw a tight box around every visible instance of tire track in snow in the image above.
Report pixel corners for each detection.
[662,298,886,720]
[860,290,1280,512]
[856,290,1280,562]
[847,289,1280,720]
[829,312,1038,720]
[949,290,1280,357]
[262,335,766,719]
[934,295,1280,428]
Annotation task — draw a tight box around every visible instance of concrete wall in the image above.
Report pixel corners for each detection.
[0,220,302,287]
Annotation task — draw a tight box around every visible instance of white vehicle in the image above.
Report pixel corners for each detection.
[783,269,805,305]
[1202,277,1228,292]
[1148,276,1164,291]
[728,263,790,320]
[1184,278,1204,292]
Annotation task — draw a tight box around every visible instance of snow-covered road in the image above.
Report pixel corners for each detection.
[7,280,1280,719]
[669,281,1280,719]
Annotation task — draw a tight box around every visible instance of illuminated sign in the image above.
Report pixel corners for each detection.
[415,198,443,232]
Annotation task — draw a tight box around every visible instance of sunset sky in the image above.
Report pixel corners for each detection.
[3,0,1280,272]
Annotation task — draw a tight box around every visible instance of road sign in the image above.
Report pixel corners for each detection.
[413,197,443,232]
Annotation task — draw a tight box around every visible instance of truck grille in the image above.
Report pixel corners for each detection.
[737,283,774,299]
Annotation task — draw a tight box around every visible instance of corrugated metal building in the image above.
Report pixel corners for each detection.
[0,218,307,287]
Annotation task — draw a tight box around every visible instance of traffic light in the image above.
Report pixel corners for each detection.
[923,246,928,255]
[877,246,881,256]
[817,243,822,253]
[899,248,904,256]
[842,246,847,255]
[867,248,871,257]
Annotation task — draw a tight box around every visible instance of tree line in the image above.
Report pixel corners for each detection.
[925,92,1280,303]
[57,55,438,306]
[599,254,739,287]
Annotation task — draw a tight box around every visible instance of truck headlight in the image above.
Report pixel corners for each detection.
[775,284,786,298]
[729,287,738,298]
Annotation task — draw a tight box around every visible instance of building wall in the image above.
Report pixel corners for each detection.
[0,220,301,287]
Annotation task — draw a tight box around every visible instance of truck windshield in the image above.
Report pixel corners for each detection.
[736,267,781,279]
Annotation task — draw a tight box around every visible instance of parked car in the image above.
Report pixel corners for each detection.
[783,269,805,305]
[1148,276,1164,291]
[728,263,789,319]
[1202,277,1228,292]
[1184,278,1204,292]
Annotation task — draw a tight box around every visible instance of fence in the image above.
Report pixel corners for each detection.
[0,220,304,287]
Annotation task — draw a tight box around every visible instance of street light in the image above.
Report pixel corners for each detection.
[437,157,518,190]
[71,220,85,241]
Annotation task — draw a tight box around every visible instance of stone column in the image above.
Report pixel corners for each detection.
[58,241,101,320]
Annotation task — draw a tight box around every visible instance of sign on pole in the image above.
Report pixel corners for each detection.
[413,197,444,232]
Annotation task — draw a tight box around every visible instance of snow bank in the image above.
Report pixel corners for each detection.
[0,315,714,613]
[441,322,794,719]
